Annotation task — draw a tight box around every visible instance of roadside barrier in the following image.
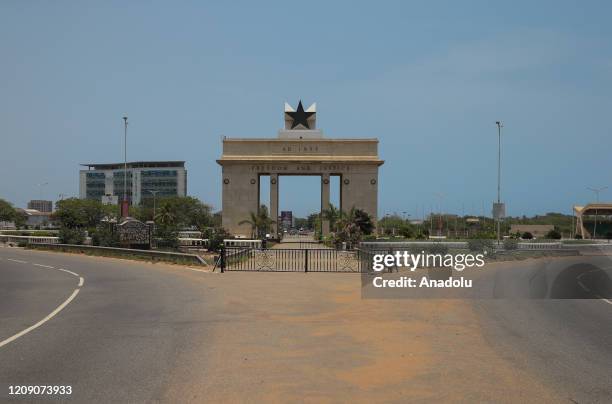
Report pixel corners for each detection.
[27,243,208,266]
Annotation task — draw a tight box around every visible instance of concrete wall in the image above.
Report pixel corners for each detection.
[221,164,260,237]
[339,165,379,218]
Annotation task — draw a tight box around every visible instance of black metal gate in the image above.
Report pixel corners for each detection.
[220,247,369,272]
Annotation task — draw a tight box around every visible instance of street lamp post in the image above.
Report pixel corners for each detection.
[434,192,445,237]
[495,121,503,244]
[122,116,129,218]
[147,190,160,221]
[587,186,608,239]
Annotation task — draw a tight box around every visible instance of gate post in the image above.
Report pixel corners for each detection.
[220,246,226,273]
[304,249,309,272]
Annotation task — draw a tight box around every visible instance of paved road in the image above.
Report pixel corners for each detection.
[472,256,612,403]
[0,247,217,402]
[1,247,611,402]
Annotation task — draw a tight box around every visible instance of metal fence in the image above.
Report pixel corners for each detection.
[221,247,369,272]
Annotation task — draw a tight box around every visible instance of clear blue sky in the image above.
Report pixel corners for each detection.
[1,1,611,218]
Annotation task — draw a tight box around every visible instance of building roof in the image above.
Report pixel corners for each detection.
[80,161,185,170]
[574,203,612,216]
[16,209,51,217]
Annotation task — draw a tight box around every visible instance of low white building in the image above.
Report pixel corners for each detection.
[17,209,54,229]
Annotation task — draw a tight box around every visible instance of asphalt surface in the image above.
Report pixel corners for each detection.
[0,247,611,402]
[472,256,612,404]
[0,247,217,402]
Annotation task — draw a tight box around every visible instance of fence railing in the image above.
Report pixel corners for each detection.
[0,234,60,245]
[28,243,208,266]
[221,247,366,272]
[360,241,469,249]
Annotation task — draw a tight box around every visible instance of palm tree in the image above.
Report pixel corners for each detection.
[321,204,341,232]
[331,207,374,249]
[155,204,176,227]
[239,211,260,239]
[239,205,275,239]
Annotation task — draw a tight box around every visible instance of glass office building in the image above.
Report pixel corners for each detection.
[79,161,187,205]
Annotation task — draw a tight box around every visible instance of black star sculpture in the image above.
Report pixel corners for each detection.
[286,100,315,129]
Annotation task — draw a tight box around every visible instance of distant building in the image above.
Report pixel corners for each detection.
[280,211,293,230]
[27,200,53,213]
[18,209,54,229]
[573,204,612,239]
[79,161,187,205]
[0,220,16,230]
[510,224,554,238]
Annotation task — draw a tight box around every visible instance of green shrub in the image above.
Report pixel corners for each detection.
[91,223,119,247]
[545,229,562,240]
[59,226,86,244]
[204,227,231,252]
[503,238,518,250]
[468,238,494,252]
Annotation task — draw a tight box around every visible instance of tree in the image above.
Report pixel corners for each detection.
[54,198,113,229]
[59,226,86,244]
[0,198,25,227]
[154,196,213,230]
[521,232,534,240]
[0,199,17,222]
[333,222,362,249]
[332,207,375,248]
[378,214,405,236]
[91,222,119,247]
[350,208,374,235]
[321,204,341,232]
[53,198,114,244]
[545,228,562,240]
[155,204,176,227]
[398,223,415,238]
[306,213,319,230]
[154,225,179,249]
[204,227,231,252]
[293,217,309,230]
[239,205,275,239]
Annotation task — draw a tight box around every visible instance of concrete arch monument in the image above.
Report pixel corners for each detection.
[217,101,384,237]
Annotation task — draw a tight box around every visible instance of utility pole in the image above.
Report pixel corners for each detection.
[122,116,129,218]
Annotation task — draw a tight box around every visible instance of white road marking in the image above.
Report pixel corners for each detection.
[56,268,80,278]
[0,288,80,349]
[0,257,85,348]
[576,270,612,305]
[186,267,210,273]
[7,258,27,264]
[33,263,54,269]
